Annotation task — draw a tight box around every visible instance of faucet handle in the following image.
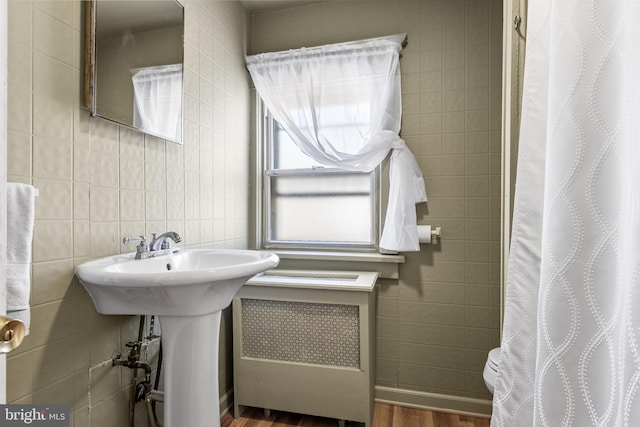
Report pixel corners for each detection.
[122,236,149,254]
[122,236,145,245]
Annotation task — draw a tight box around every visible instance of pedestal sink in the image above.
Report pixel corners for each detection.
[75,248,279,427]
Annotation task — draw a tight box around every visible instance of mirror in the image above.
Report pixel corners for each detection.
[85,0,184,143]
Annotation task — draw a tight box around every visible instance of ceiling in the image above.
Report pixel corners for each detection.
[240,0,327,13]
[96,1,183,38]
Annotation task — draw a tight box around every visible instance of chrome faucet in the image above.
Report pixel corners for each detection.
[150,231,182,251]
[123,232,182,260]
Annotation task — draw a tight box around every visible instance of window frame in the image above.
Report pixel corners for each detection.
[258,102,381,251]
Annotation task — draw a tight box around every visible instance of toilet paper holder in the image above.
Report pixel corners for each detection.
[430,226,441,244]
[417,225,442,245]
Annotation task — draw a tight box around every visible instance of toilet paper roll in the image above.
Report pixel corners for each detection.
[417,225,431,244]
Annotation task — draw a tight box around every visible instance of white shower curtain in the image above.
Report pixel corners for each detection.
[132,64,183,142]
[493,1,640,426]
[246,37,427,252]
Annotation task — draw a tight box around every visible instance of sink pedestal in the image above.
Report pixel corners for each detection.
[160,311,223,427]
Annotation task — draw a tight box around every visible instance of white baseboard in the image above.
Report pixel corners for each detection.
[223,386,493,419]
[374,386,493,418]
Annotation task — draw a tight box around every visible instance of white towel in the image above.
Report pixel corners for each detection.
[7,183,36,335]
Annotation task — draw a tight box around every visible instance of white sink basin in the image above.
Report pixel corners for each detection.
[75,248,279,427]
[76,248,279,316]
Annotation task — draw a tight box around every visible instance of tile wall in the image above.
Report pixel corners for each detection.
[250,0,502,399]
[6,0,250,425]
[4,0,502,422]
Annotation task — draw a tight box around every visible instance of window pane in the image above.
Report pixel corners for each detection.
[270,105,370,170]
[268,174,374,245]
[272,120,323,169]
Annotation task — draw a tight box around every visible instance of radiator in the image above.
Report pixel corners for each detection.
[232,270,377,427]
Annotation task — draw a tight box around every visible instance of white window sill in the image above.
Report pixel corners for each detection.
[271,250,404,263]
[265,250,405,279]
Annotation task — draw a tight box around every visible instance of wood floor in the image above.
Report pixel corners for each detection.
[222,403,491,427]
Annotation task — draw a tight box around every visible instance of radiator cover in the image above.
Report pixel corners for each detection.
[233,270,378,426]
[241,298,360,368]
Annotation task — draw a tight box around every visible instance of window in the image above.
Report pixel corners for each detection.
[248,35,425,252]
[262,109,379,249]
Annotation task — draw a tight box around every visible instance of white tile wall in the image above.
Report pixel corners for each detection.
[7,0,251,425]
[6,0,503,418]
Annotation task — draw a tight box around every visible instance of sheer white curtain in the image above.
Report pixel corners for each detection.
[246,36,427,252]
[132,64,183,142]
[493,1,640,425]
